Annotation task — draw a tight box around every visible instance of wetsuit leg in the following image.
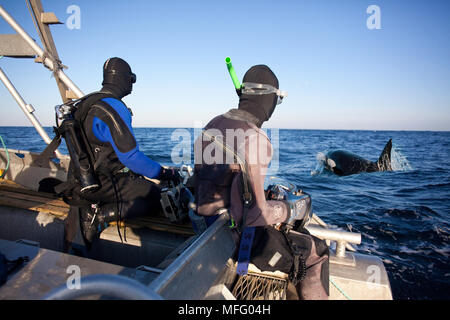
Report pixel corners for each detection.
[294,234,329,300]
[77,173,163,247]
[81,172,162,211]
[98,173,163,220]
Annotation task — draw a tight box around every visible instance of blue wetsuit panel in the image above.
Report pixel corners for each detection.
[90,97,162,179]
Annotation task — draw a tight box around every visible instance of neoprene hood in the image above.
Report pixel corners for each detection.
[101,57,136,99]
[238,65,279,128]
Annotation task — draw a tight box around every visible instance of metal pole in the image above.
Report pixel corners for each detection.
[0,4,84,98]
[0,67,62,157]
[27,0,71,103]
[304,225,361,245]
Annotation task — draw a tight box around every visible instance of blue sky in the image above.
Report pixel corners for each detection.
[0,0,449,130]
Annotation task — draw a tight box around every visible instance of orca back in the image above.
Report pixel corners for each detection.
[326,150,376,176]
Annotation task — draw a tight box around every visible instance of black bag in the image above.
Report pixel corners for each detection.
[249,226,330,299]
[250,226,309,284]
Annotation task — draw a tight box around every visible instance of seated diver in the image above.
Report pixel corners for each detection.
[193,63,329,299]
[61,57,181,250]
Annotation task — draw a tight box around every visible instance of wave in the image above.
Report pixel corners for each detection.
[391,144,413,171]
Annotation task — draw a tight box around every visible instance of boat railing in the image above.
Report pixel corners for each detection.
[43,274,163,300]
[304,225,361,258]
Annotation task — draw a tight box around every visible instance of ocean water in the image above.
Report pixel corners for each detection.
[0,126,449,300]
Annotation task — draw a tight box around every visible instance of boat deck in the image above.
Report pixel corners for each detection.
[0,176,393,300]
[0,179,195,236]
[0,238,161,300]
[0,178,195,272]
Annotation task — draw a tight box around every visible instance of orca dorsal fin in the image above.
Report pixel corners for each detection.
[377,139,393,171]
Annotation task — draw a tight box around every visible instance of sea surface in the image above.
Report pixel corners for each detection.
[0,126,449,300]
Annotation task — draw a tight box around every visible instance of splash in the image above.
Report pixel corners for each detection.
[390,144,413,171]
[311,152,327,175]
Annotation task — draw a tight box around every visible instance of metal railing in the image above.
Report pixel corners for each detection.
[43,274,163,300]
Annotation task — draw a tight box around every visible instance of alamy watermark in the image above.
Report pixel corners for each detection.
[170,127,280,176]
[66,5,81,30]
[66,264,81,289]
[65,5,381,31]
[366,5,381,30]
[366,264,381,289]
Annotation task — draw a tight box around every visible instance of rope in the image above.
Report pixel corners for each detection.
[0,134,10,179]
[329,276,352,300]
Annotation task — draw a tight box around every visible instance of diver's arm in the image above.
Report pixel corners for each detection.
[244,162,289,227]
[90,97,162,179]
[112,144,162,179]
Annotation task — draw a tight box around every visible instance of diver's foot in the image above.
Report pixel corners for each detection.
[80,205,117,245]
[80,208,101,244]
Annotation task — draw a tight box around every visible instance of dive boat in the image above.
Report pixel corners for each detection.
[0,1,392,300]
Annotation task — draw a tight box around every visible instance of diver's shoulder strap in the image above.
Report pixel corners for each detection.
[201,130,253,220]
[201,129,255,276]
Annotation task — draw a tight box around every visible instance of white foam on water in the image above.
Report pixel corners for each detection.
[311,152,327,176]
[390,145,413,171]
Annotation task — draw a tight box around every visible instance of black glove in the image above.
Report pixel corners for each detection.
[158,167,182,185]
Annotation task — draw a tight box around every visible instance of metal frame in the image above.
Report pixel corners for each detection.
[0,68,62,157]
[0,4,84,98]
[25,0,71,103]
[0,1,85,155]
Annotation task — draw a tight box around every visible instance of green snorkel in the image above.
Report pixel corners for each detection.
[225,57,241,91]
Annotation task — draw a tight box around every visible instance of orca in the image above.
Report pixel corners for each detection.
[323,139,393,176]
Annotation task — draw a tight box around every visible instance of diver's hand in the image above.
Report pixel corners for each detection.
[158,167,182,185]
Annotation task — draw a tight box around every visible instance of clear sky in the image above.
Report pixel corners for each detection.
[0,0,449,130]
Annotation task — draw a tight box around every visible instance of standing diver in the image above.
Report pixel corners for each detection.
[61,57,181,250]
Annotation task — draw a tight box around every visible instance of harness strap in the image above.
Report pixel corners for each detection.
[201,130,255,275]
[34,128,62,167]
[201,130,253,228]
[236,225,256,276]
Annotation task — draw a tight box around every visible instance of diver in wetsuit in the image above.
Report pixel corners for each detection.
[194,64,329,299]
[64,57,180,248]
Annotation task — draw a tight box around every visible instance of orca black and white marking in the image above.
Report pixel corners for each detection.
[323,139,393,176]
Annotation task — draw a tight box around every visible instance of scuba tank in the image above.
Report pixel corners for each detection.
[56,98,100,194]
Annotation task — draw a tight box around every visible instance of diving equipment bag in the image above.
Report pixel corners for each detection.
[249,226,330,298]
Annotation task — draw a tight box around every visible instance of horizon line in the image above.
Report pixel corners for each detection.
[0,125,449,132]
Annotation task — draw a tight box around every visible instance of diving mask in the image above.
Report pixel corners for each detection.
[241,82,288,105]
